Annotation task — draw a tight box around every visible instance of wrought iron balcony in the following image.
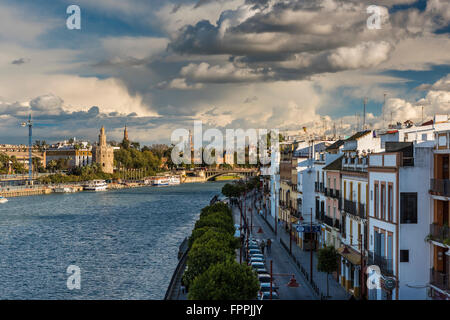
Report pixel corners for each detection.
[430,268,449,292]
[323,215,333,227]
[429,223,449,244]
[343,199,366,219]
[334,219,340,229]
[316,210,325,222]
[368,251,394,276]
[430,179,450,197]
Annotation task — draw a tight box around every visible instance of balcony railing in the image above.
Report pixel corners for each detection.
[316,210,325,222]
[430,179,450,197]
[334,219,340,230]
[343,199,366,219]
[368,251,394,276]
[430,268,449,292]
[429,223,449,244]
[323,215,333,227]
[319,182,324,193]
[315,182,319,192]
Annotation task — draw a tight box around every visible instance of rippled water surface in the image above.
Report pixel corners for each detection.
[0,182,226,299]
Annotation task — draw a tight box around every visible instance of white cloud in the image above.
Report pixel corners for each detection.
[328,41,392,70]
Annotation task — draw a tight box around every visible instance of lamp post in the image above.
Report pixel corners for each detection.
[268,259,300,300]
[310,207,313,283]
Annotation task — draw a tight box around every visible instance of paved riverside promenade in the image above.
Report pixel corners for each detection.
[242,190,350,300]
[231,197,316,300]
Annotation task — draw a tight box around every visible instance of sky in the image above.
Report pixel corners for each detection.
[0,0,449,146]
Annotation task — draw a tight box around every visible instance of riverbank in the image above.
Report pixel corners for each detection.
[0,180,201,198]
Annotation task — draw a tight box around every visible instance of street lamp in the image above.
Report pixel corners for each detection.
[268,260,301,300]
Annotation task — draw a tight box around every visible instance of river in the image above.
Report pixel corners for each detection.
[0,182,226,299]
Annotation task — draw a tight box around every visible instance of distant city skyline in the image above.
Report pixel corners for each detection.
[0,0,449,146]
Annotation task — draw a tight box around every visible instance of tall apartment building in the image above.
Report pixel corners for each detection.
[367,141,434,300]
[429,129,450,300]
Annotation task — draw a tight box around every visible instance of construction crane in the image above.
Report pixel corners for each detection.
[21,114,33,183]
[20,114,55,184]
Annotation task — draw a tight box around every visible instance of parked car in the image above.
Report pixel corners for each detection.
[259,291,280,300]
[249,249,262,255]
[250,257,264,263]
[259,282,279,293]
[255,268,268,275]
[250,262,265,270]
[258,274,272,283]
[249,253,264,259]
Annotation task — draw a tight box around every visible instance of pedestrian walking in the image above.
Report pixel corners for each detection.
[180,279,186,295]
[266,238,272,254]
[260,239,266,255]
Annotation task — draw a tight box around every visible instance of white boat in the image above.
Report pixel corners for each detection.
[152,176,181,186]
[169,176,181,185]
[83,180,108,191]
[0,196,8,204]
[152,177,170,186]
[54,187,77,193]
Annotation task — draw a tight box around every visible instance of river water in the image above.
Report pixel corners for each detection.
[0,182,226,299]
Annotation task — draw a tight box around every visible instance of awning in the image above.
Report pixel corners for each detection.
[337,246,361,265]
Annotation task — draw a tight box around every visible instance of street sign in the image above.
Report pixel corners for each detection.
[296,225,321,233]
[384,277,396,290]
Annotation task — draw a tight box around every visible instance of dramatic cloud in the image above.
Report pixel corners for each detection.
[11,58,29,65]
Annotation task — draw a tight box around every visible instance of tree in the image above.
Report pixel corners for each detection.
[193,212,235,235]
[188,260,259,300]
[317,246,339,298]
[183,240,234,288]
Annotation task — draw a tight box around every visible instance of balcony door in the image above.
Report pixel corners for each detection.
[443,155,449,179]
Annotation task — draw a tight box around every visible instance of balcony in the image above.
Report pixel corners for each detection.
[430,179,450,197]
[315,210,325,222]
[319,182,324,193]
[315,182,319,192]
[343,199,365,219]
[323,215,333,227]
[429,223,449,245]
[332,189,340,199]
[368,252,394,276]
[430,269,449,292]
[334,219,340,230]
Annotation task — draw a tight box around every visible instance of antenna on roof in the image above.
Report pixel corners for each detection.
[363,97,368,130]
[383,93,387,129]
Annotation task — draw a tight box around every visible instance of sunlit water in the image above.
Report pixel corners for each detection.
[0,182,226,299]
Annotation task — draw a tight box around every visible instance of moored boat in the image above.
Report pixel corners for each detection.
[0,196,8,204]
[83,180,108,191]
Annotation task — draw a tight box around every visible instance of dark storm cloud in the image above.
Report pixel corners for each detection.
[11,58,28,65]
[167,0,449,84]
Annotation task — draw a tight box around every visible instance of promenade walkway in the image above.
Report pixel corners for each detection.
[246,191,350,300]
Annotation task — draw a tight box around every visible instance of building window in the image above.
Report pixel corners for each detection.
[400,250,409,262]
[374,183,379,218]
[388,185,393,222]
[381,184,386,220]
[400,193,417,224]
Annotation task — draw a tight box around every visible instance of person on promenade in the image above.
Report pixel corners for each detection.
[260,240,266,255]
[180,279,186,295]
[266,238,271,254]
